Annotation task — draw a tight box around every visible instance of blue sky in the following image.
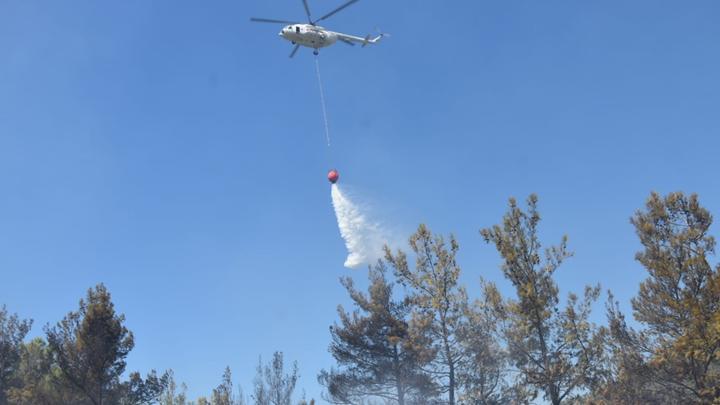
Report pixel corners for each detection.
[1,0,719,401]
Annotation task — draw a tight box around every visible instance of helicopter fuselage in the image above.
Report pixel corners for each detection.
[279,24,338,49]
[251,0,383,57]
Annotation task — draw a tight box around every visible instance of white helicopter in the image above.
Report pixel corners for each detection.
[251,0,384,58]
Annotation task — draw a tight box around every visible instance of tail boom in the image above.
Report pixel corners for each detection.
[334,31,384,47]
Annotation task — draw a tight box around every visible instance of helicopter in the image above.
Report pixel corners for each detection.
[250,0,384,58]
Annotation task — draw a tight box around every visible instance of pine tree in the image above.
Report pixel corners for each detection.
[384,224,469,405]
[599,192,720,403]
[252,352,298,405]
[6,337,88,404]
[45,284,134,404]
[0,307,32,403]
[319,263,437,404]
[160,369,188,405]
[43,284,165,405]
[212,367,236,405]
[456,288,512,404]
[481,195,605,404]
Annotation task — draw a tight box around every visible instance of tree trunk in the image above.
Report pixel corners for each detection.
[550,385,560,405]
[393,344,405,405]
[448,358,455,405]
[441,317,455,405]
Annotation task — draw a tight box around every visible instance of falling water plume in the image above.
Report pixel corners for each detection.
[331,184,385,268]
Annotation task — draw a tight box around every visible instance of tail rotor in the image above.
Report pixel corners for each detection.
[362,27,389,47]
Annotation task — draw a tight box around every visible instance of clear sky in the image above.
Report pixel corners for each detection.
[1,0,719,401]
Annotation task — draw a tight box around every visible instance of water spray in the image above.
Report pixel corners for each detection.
[329,177,386,269]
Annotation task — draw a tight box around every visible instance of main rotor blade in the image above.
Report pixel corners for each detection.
[289,44,301,58]
[250,17,298,24]
[302,0,312,23]
[312,0,359,24]
[338,37,356,46]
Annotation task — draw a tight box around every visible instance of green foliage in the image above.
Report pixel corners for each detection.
[118,370,170,405]
[6,192,720,404]
[5,337,89,404]
[384,224,470,405]
[45,283,135,404]
[42,283,168,405]
[319,263,437,404]
[457,285,513,404]
[253,352,299,405]
[211,366,245,405]
[481,195,605,404]
[590,292,674,404]
[596,192,720,403]
[0,306,32,403]
[160,370,188,405]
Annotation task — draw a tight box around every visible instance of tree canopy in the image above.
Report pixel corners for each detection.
[2,191,719,404]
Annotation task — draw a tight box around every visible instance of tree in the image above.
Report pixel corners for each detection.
[607,192,720,402]
[384,224,469,405]
[44,283,135,405]
[319,263,437,404]
[212,366,244,405]
[480,195,605,404]
[589,292,673,404]
[197,397,210,405]
[0,305,32,403]
[118,370,169,404]
[4,337,80,405]
[252,352,299,405]
[160,370,187,405]
[45,283,135,404]
[456,287,512,405]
